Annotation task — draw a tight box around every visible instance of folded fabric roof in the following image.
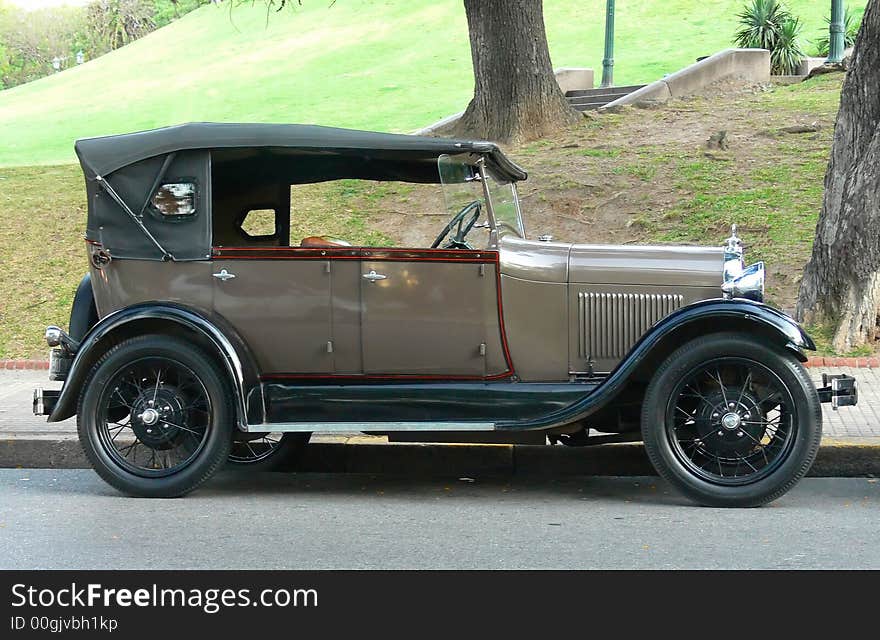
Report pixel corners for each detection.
[74,122,528,184]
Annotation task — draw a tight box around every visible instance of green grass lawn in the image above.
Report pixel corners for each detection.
[0,0,864,167]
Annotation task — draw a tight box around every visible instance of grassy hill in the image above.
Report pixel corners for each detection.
[0,0,864,167]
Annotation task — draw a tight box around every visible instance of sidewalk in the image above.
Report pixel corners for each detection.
[2,369,879,475]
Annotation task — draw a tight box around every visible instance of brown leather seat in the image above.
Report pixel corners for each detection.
[299,236,352,248]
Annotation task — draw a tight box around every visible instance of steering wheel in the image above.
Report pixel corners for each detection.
[431,200,482,249]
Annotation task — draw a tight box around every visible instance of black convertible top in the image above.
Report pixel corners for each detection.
[74,122,528,183]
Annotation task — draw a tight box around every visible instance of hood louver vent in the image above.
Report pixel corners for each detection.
[577,292,683,360]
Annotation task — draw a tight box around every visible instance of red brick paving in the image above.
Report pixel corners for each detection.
[1,360,49,370]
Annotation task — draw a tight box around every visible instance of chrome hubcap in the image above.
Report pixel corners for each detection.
[721,412,742,430]
[139,408,159,426]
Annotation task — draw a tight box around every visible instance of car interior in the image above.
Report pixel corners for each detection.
[210,147,470,251]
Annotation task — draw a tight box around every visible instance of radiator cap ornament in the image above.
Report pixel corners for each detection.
[722,224,764,302]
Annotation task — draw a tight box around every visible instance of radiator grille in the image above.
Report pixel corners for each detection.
[577,292,683,360]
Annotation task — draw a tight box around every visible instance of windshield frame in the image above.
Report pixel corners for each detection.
[477,158,526,239]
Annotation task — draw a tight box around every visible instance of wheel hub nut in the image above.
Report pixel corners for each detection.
[721,412,741,430]
[139,408,159,426]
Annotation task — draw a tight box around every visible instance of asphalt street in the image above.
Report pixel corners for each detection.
[0,470,878,569]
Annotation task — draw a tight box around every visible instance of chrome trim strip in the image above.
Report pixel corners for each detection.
[246,421,496,433]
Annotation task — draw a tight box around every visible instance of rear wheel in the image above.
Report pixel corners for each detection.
[228,432,311,471]
[77,335,234,498]
[641,332,821,507]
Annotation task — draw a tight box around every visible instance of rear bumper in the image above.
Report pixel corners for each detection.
[817,373,858,409]
[33,388,61,416]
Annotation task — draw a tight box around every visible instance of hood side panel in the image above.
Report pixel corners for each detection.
[569,244,723,287]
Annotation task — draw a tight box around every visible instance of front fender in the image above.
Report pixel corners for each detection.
[645,298,816,356]
[47,302,259,427]
[498,298,814,430]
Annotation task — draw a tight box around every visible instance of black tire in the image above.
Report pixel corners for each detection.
[77,334,234,498]
[228,432,311,471]
[641,332,822,507]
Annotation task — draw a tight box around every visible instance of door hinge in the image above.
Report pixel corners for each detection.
[326,340,334,354]
[479,342,486,356]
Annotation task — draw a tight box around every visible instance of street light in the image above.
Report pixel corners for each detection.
[827,0,845,64]
[601,0,615,88]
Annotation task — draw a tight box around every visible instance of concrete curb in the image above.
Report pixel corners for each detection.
[1,437,877,477]
[4,356,878,370]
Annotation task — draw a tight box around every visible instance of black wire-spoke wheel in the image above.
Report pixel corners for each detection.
[641,332,822,508]
[97,357,212,477]
[228,432,311,471]
[77,335,234,498]
[667,358,796,486]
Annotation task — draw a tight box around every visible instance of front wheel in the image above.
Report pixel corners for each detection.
[641,332,821,507]
[77,335,234,498]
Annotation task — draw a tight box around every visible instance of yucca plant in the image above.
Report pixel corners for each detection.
[734,0,793,51]
[814,7,863,57]
[771,17,805,75]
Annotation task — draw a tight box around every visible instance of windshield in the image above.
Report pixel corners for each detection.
[437,154,524,240]
[485,173,524,237]
[438,153,483,216]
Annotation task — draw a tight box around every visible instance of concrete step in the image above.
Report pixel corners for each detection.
[565,84,645,99]
[569,99,617,111]
[566,84,646,111]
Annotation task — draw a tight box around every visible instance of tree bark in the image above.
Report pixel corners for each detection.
[796,0,880,352]
[453,0,580,143]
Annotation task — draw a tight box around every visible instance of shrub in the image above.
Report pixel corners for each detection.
[734,0,793,50]
[734,0,804,75]
[771,17,805,75]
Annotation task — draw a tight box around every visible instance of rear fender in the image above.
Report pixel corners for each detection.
[47,303,260,428]
[68,273,99,342]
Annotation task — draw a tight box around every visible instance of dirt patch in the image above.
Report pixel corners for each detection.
[357,75,843,315]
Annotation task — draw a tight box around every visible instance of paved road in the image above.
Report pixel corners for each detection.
[0,470,878,569]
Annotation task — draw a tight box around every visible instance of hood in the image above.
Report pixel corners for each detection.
[499,235,724,288]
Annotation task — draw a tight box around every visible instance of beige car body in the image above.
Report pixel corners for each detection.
[87,231,724,385]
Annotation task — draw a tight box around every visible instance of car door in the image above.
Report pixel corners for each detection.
[212,256,334,375]
[359,250,510,378]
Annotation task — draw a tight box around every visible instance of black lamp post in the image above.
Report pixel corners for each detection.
[827,0,845,63]
[600,0,615,88]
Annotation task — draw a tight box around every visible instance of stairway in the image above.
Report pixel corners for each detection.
[566,85,645,111]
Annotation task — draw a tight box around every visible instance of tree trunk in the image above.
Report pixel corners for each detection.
[796,0,880,352]
[453,0,580,143]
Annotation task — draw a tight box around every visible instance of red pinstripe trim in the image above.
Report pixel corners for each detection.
[494,261,515,375]
[215,246,491,254]
[212,246,499,263]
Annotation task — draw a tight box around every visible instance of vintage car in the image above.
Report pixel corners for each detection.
[32,123,857,506]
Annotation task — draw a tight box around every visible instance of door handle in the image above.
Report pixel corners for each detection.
[212,269,236,281]
[362,270,387,283]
